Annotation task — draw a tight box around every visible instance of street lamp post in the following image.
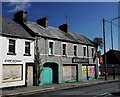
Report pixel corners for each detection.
[103,18,107,80]
[110,17,120,50]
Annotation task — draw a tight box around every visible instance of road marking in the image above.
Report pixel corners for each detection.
[104,94,112,97]
[100,92,108,95]
[94,92,112,97]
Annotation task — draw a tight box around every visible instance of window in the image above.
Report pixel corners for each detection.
[91,48,94,57]
[25,42,30,55]
[62,44,67,55]
[48,42,54,55]
[74,45,77,56]
[83,47,87,56]
[8,39,15,54]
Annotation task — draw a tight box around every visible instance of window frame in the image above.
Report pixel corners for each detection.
[48,40,55,55]
[7,39,16,55]
[73,45,78,56]
[83,46,87,57]
[91,47,95,57]
[62,43,67,56]
[24,41,31,56]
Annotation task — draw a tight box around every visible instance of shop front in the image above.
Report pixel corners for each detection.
[82,65,96,80]
[72,57,96,81]
[2,59,35,88]
[2,59,25,88]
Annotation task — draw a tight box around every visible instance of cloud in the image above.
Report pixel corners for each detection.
[8,1,31,13]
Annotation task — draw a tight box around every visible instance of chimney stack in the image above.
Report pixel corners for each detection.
[13,10,27,23]
[37,17,48,28]
[59,23,69,33]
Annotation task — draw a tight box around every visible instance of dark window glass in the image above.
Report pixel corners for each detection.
[83,47,86,56]
[63,44,66,55]
[49,42,53,55]
[74,45,77,56]
[25,42,30,55]
[92,48,94,57]
[9,39,15,54]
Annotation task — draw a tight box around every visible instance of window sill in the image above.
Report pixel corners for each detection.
[23,54,31,56]
[62,55,67,57]
[74,55,77,57]
[48,54,55,57]
[7,52,16,55]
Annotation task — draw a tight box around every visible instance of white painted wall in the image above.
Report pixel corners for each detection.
[0,36,2,88]
[0,36,34,88]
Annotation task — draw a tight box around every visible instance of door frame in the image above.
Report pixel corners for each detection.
[42,62,59,84]
[25,63,35,87]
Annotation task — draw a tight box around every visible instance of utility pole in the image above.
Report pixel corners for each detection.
[87,45,89,80]
[110,17,120,50]
[110,21,113,50]
[103,18,107,80]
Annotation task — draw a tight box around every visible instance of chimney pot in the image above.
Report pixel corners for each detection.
[59,23,69,33]
[14,10,27,23]
[37,17,48,28]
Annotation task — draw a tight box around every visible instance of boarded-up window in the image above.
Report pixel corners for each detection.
[2,65,22,82]
[63,65,76,81]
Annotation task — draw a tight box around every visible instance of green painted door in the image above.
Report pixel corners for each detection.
[42,67,53,84]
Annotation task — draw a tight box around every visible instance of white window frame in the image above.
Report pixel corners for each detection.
[82,45,87,57]
[24,40,33,55]
[61,42,67,56]
[91,47,95,57]
[25,41,31,55]
[91,47,96,58]
[48,40,55,55]
[73,44,78,56]
[8,38,16,54]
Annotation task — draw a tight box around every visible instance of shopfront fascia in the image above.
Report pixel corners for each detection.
[72,57,89,63]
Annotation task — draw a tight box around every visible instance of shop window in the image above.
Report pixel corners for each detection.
[2,64,23,82]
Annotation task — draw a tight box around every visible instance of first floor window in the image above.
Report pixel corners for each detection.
[91,48,94,57]
[74,45,77,56]
[48,42,54,55]
[83,47,87,56]
[62,44,67,55]
[25,42,30,55]
[9,39,15,54]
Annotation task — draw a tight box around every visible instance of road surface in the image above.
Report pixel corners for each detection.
[18,82,120,97]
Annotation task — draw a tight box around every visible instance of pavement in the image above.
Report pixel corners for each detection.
[1,76,120,97]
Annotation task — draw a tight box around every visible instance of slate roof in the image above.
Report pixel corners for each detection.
[1,16,95,45]
[24,21,95,45]
[0,16,34,40]
[102,50,120,64]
